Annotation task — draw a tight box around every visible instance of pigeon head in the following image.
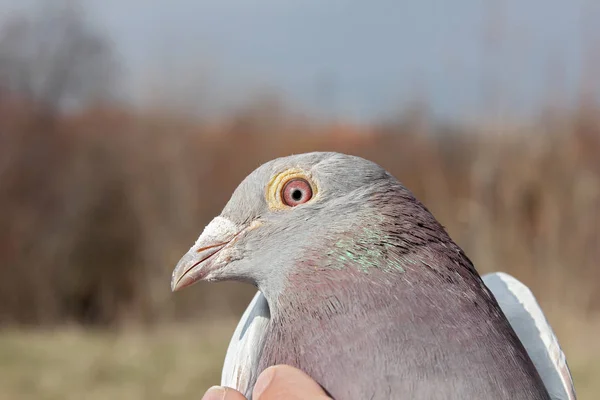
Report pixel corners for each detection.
[171,151,439,300]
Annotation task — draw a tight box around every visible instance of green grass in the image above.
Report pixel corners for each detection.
[0,318,598,400]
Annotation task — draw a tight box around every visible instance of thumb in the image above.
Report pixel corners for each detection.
[253,365,332,400]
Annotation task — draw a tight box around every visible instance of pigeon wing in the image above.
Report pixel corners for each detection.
[221,290,270,399]
[483,272,576,400]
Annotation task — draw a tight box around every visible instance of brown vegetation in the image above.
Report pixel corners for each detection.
[1,99,599,327]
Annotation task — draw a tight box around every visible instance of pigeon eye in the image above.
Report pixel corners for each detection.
[281,178,313,207]
[266,169,318,210]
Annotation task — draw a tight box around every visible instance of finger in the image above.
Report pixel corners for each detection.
[202,385,248,400]
[253,365,331,400]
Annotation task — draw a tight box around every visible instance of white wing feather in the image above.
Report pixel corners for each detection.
[221,290,270,398]
[483,272,577,400]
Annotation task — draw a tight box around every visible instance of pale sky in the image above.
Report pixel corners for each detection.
[1,0,598,121]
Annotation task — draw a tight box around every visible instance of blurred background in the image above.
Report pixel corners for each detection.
[0,0,599,398]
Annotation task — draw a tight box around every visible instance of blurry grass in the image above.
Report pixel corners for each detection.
[0,321,237,400]
[549,314,600,400]
[0,316,599,400]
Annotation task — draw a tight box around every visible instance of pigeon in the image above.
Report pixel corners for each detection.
[171,152,573,399]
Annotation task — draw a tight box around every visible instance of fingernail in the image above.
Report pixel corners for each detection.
[253,367,276,399]
[202,385,226,400]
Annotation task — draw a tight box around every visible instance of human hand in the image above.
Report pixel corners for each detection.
[202,365,332,400]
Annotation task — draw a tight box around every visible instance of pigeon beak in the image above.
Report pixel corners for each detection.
[171,216,244,292]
